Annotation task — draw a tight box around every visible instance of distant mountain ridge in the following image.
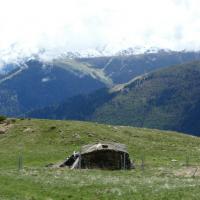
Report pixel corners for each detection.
[0,60,107,116]
[0,46,169,69]
[28,61,200,136]
[77,50,200,83]
[1,50,200,121]
[61,46,168,58]
[0,46,196,74]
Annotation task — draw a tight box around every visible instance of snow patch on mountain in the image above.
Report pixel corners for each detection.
[0,43,183,75]
[0,64,28,84]
[41,77,51,83]
[61,46,171,58]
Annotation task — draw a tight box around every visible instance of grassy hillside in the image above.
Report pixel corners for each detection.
[1,118,200,199]
[92,61,200,135]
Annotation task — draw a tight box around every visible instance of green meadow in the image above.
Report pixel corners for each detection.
[0,119,200,199]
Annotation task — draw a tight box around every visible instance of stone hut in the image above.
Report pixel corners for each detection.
[60,142,133,170]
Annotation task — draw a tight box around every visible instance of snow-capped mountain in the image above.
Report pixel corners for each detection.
[0,43,199,77]
[114,46,169,56]
[1,47,200,117]
[0,45,171,74]
[61,46,171,58]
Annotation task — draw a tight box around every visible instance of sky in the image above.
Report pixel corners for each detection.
[0,0,200,65]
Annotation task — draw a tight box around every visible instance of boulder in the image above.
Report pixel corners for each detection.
[0,127,6,134]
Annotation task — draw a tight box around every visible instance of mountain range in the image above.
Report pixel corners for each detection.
[1,47,200,135]
[28,61,200,136]
[0,60,107,116]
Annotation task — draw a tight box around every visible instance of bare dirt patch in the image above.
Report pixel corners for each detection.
[0,119,15,134]
[175,167,200,177]
[23,128,34,133]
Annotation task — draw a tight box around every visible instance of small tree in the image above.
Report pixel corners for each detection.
[0,115,6,122]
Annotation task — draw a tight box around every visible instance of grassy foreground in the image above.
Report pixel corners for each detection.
[0,119,200,199]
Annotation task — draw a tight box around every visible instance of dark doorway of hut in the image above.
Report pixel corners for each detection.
[59,142,133,170]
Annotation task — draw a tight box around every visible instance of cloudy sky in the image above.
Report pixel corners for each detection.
[0,0,200,64]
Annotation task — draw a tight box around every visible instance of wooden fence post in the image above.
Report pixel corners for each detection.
[18,153,23,171]
[141,154,145,172]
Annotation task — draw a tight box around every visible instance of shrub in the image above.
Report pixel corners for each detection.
[0,115,6,122]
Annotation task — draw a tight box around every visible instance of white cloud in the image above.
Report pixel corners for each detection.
[0,0,200,65]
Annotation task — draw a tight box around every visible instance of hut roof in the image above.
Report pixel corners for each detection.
[81,142,128,155]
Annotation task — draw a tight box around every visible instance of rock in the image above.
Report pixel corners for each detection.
[0,127,6,134]
[45,163,54,167]
[23,128,34,133]
[73,133,81,139]
[88,133,94,137]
